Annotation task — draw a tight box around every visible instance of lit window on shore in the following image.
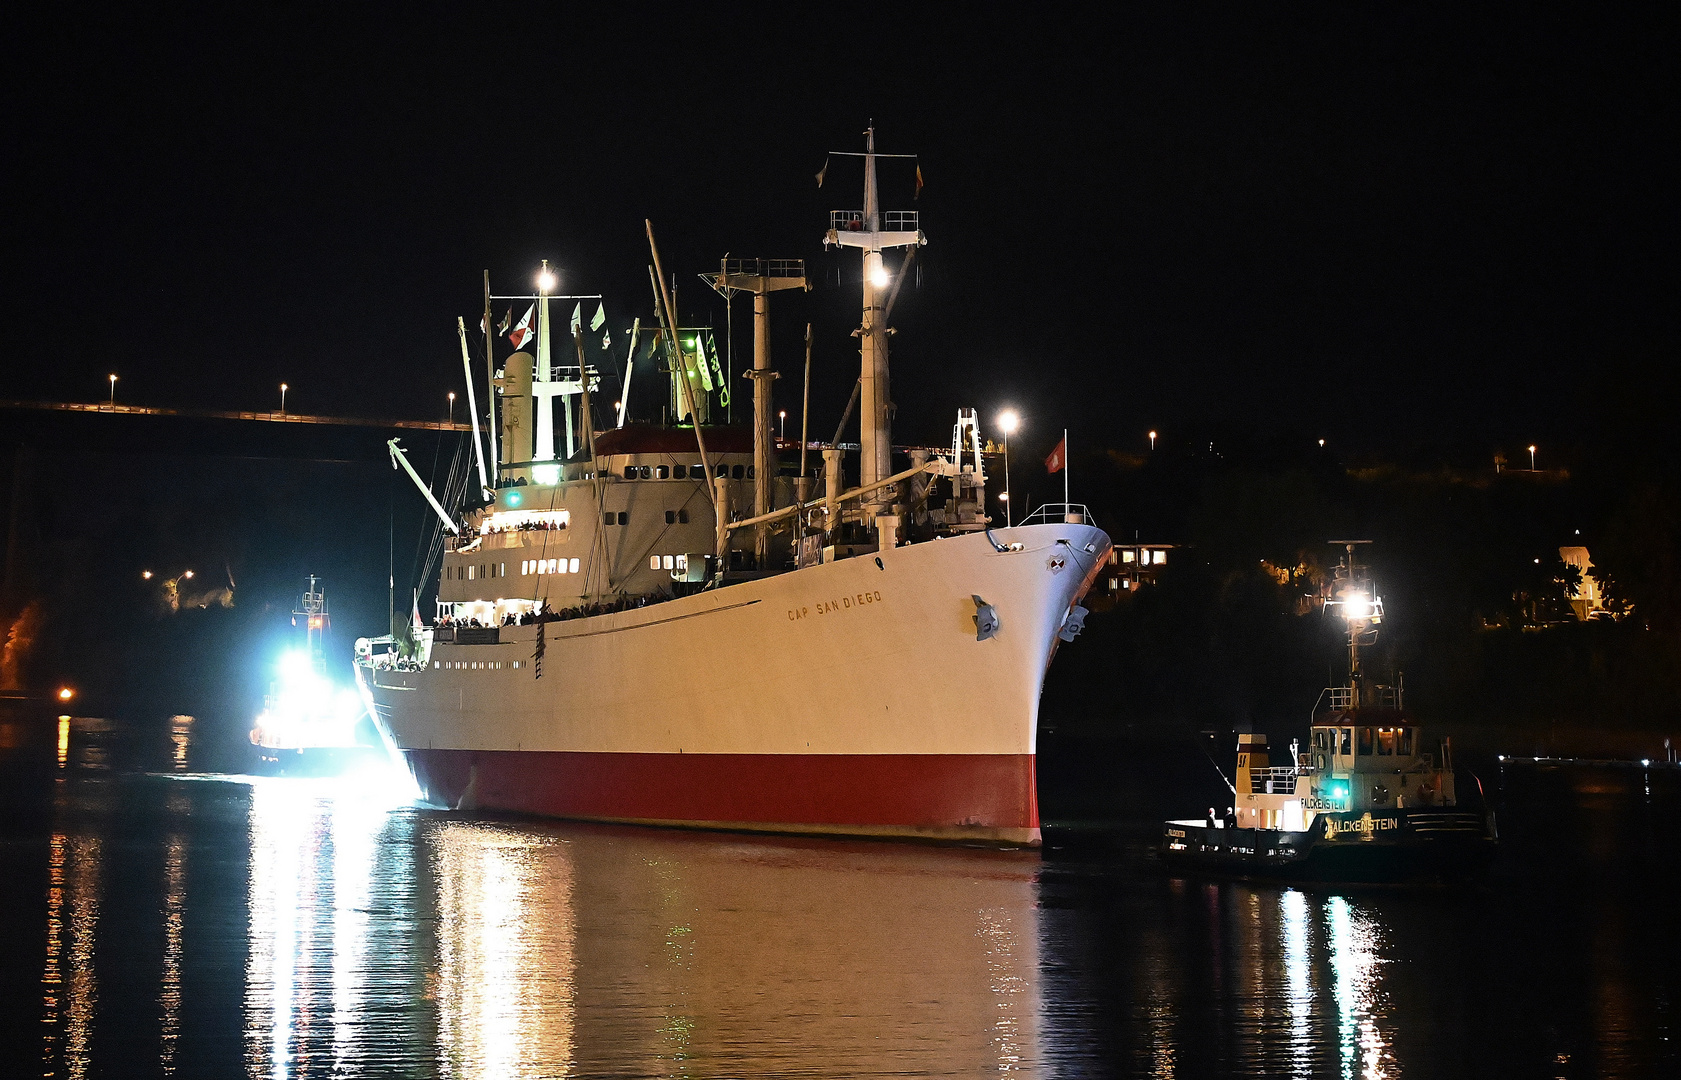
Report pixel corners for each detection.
[1153,550,1167,565]
[1121,551,1135,563]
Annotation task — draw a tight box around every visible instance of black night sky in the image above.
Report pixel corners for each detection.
[6,7,1673,463]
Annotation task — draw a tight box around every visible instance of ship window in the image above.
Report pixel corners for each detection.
[732,465,744,480]
[605,512,614,525]
[690,465,706,479]
[678,509,688,524]
[617,512,628,525]
[746,465,754,479]
[1377,728,1395,755]
[433,661,439,669]
[640,466,652,479]
[623,467,635,480]
[1400,728,1414,755]
[716,464,728,478]
[554,559,565,574]
[666,510,676,524]
[569,558,579,573]
[1340,728,1352,754]
[649,556,661,570]
[657,465,670,479]
[1358,727,1374,755]
[536,561,545,574]
[467,565,475,580]
[662,555,675,570]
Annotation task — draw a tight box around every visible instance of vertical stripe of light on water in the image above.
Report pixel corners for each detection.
[1326,896,1393,1080]
[1279,889,1313,1077]
[432,823,576,1079]
[245,781,315,1079]
[329,790,386,1072]
[42,831,102,1080]
[976,905,1036,1074]
[159,788,190,1075]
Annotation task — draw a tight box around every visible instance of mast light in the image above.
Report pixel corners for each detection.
[537,268,557,294]
[869,266,890,288]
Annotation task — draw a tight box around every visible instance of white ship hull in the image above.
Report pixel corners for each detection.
[362,522,1108,845]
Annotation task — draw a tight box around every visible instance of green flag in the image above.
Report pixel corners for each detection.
[589,302,606,331]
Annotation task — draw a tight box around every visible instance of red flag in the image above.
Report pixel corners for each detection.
[1045,436,1066,474]
[508,305,535,350]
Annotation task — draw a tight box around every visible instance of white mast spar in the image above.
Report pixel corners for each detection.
[455,317,491,498]
[823,125,926,531]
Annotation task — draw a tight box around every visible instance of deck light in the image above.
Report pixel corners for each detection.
[869,265,890,288]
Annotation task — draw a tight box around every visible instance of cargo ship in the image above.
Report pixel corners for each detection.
[1160,543,1498,881]
[356,129,1110,845]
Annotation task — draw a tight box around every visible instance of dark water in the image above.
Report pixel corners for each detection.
[2,707,1677,1078]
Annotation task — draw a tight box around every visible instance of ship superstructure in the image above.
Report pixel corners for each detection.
[358,129,1110,844]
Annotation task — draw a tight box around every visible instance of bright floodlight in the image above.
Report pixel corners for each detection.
[998,410,1020,435]
[537,268,557,294]
[869,265,890,288]
[1342,592,1372,620]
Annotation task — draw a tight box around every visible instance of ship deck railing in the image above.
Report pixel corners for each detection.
[1249,766,1308,794]
[1316,684,1404,713]
[829,210,920,233]
[1019,503,1098,527]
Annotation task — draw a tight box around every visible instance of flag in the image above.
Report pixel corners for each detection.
[508,305,535,350]
[1045,436,1066,474]
[589,302,606,331]
[411,598,424,636]
[815,157,828,187]
[601,329,612,351]
[569,303,581,335]
[496,307,511,335]
[915,162,924,200]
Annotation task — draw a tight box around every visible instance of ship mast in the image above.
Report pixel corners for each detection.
[824,125,926,524]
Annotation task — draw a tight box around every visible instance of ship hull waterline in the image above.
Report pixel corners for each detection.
[364,522,1109,847]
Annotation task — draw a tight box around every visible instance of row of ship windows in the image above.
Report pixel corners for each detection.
[624,464,752,481]
[523,558,581,575]
[448,563,506,580]
[649,554,690,571]
[435,660,523,670]
[602,510,692,525]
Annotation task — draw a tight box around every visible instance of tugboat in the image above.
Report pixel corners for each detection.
[251,576,384,776]
[1160,542,1497,883]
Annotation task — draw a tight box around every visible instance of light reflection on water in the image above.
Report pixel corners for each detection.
[12,721,1680,1078]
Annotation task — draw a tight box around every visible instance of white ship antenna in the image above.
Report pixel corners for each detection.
[822,125,927,537]
[455,317,491,498]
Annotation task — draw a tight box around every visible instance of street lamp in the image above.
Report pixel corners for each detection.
[778,410,786,441]
[1528,444,1537,470]
[108,374,117,406]
[280,383,288,413]
[997,410,1020,527]
[1148,430,1157,450]
[448,391,456,423]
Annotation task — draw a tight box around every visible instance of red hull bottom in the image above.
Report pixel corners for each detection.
[403,749,1042,846]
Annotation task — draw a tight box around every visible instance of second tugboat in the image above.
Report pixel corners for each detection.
[1161,542,1498,883]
